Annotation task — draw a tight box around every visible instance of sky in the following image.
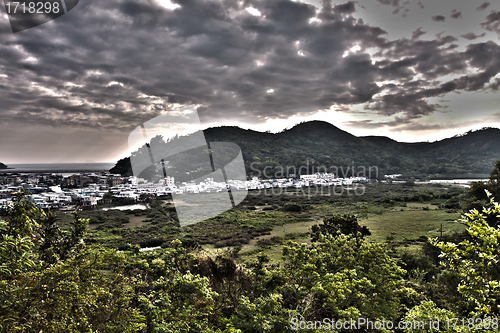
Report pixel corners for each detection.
[0,0,500,163]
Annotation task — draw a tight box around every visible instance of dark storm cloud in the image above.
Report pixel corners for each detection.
[486,113,500,122]
[365,40,500,119]
[376,0,400,7]
[432,15,445,22]
[450,10,462,19]
[490,78,500,91]
[411,28,427,40]
[375,0,408,16]
[481,9,500,36]
[0,0,499,134]
[344,118,440,131]
[332,1,356,14]
[476,2,490,11]
[461,32,486,40]
[345,117,471,133]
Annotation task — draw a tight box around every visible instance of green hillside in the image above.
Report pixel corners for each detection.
[110,121,500,178]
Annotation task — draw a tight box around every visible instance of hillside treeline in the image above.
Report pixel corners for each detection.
[111,122,500,179]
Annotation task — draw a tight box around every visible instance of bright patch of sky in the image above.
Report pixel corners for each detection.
[246,7,262,16]
[156,0,180,10]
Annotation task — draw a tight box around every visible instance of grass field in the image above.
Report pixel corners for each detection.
[66,182,471,258]
[237,220,319,261]
[360,209,466,243]
[210,184,468,262]
[231,202,466,262]
[122,215,150,228]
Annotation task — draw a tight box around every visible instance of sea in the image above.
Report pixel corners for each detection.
[2,163,116,174]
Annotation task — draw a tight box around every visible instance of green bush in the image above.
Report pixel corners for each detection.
[281,203,302,212]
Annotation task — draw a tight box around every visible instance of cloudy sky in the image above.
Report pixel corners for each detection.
[1,0,500,163]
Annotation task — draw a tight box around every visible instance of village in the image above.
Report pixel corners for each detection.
[0,171,370,210]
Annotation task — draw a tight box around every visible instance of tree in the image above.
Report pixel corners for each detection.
[37,211,89,264]
[489,159,500,199]
[0,191,145,331]
[464,160,500,227]
[0,190,89,267]
[1,190,46,276]
[277,234,405,322]
[103,190,114,203]
[430,191,500,315]
[403,300,463,332]
[0,220,34,276]
[139,272,218,333]
[311,214,370,242]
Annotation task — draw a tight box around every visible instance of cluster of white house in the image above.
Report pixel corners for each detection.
[108,174,369,200]
[0,185,103,210]
[0,173,369,209]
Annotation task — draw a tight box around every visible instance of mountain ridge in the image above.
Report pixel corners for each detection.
[110,122,500,178]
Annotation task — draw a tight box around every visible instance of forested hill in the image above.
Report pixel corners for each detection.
[110,121,500,178]
[0,163,8,169]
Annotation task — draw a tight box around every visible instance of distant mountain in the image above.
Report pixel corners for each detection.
[0,162,8,169]
[110,121,500,178]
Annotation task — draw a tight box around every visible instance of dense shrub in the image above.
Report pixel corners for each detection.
[281,203,302,212]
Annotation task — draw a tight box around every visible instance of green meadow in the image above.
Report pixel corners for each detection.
[62,182,469,263]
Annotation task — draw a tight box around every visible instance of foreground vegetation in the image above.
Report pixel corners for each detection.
[2,162,500,332]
